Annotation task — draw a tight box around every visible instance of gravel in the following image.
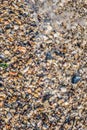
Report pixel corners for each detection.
[0,0,87,130]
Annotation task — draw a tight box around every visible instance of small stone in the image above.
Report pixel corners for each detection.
[43,123,49,129]
[42,93,52,102]
[5,24,11,29]
[45,52,52,60]
[0,77,2,81]
[71,75,81,84]
[0,82,3,87]
[53,50,65,57]
[0,54,5,59]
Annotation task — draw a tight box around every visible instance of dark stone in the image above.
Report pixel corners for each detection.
[53,50,65,57]
[0,77,2,81]
[42,113,48,121]
[23,13,28,17]
[36,73,45,78]
[71,75,81,84]
[35,31,39,35]
[45,52,52,60]
[35,114,41,120]
[0,29,4,33]
[64,116,71,124]
[9,10,14,14]
[30,22,37,27]
[5,24,11,29]
[42,67,47,72]
[29,30,33,34]
[43,123,49,129]
[19,5,24,8]
[0,82,3,87]
[42,93,52,102]
[44,18,51,22]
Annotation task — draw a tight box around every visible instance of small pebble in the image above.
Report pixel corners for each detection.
[45,52,52,60]
[60,87,67,92]
[0,54,5,59]
[53,50,64,57]
[71,75,81,84]
[42,93,52,102]
[5,24,11,29]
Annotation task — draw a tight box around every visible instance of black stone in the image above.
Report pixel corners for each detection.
[0,82,3,87]
[71,75,81,84]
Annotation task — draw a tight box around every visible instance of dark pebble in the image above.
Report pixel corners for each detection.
[0,82,3,87]
[5,24,11,29]
[36,73,45,78]
[0,29,4,33]
[64,116,71,124]
[9,10,14,14]
[23,13,28,17]
[71,75,81,84]
[0,77,2,81]
[45,52,52,60]
[53,50,65,57]
[35,31,39,35]
[35,114,41,120]
[42,93,52,102]
[44,18,51,22]
[30,22,37,27]
[29,30,33,34]
[19,5,24,8]
[42,113,48,121]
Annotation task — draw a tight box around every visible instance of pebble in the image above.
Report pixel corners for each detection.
[0,54,5,59]
[45,52,53,60]
[42,93,52,102]
[60,87,67,92]
[0,82,3,87]
[71,75,81,84]
[53,50,65,57]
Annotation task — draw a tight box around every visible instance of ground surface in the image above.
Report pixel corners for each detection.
[0,0,87,130]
